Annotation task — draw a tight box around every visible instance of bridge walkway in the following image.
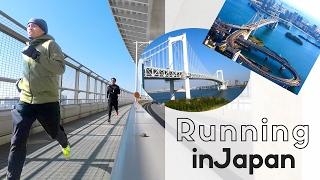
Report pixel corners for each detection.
[0,104,132,180]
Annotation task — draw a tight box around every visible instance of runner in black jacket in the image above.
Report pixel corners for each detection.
[107,78,120,122]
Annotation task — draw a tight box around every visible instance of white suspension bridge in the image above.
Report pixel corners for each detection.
[139,33,227,100]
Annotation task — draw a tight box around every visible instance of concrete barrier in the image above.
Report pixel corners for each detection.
[0,100,133,146]
[111,103,165,180]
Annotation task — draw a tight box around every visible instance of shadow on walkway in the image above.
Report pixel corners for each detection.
[0,104,132,180]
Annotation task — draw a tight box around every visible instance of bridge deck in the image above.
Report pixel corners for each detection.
[0,104,132,180]
[144,67,224,84]
[237,37,288,64]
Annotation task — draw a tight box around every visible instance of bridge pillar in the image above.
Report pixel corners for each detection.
[168,36,175,100]
[168,33,191,99]
[231,50,241,61]
[184,77,191,99]
[216,70,227,90]
[219,82,228,90]
[268,22,278,29]
[182,33,191,99]
[170,80,175,100]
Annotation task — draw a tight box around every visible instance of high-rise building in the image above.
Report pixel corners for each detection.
[235,80,239,86]
[296,15,303,23]
[261,0,276,11]
[269,0,276,7]
[311,25,318,32]
[291,12,299,22]
[278,3,283,11]
[261,0,269,10]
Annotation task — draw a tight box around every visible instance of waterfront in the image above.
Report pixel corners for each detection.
[215,0,320,94]
[149,86,245,103]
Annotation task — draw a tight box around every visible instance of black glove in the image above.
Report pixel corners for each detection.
[22,45,40,61]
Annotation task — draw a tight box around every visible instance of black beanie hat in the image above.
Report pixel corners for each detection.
[28,18,48,34]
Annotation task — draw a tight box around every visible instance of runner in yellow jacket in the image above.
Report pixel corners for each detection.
[7,18,71,180]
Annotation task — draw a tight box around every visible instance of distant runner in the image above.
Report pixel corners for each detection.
[107,78,120,122]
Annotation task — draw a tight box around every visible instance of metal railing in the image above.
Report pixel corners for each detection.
[0,10,134,110]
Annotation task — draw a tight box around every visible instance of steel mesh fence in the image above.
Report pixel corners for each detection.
[0,11,26,38]
[0,32,24,80]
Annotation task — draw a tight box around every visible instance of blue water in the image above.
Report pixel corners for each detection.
[217,0,320,94]
[149,87,245,103]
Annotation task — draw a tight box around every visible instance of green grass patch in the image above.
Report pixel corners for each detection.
[249,35,264,46]
[165,97,229,112]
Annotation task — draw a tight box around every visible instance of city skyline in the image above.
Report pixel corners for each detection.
[250,0,320,42]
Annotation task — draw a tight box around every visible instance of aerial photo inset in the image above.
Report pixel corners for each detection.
[203,0,320,94]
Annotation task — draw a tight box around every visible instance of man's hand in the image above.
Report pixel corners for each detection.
[15,78,22,92]
[22,46,40,61]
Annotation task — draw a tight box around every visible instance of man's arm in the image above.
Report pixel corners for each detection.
[116,86,120,95]
[107,86,110,98]
[40,40,65,75]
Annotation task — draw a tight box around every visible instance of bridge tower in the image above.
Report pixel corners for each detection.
[168,33,191,100]
[216,70,227,90]
[249,12,263,35]
[248,12,261,25]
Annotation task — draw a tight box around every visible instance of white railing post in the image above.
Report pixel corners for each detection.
[94,78,97,103]
[100,81,103,102]
[74,70,80,104]
[86,75,90,103]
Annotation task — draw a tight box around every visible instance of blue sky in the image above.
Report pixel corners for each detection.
[143,28,250,91]
[1,0,135,91]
